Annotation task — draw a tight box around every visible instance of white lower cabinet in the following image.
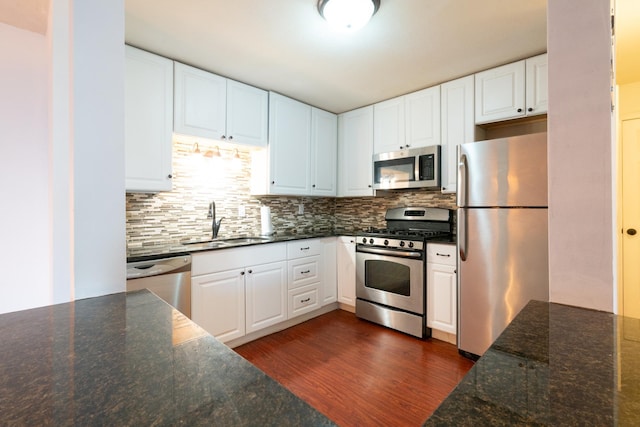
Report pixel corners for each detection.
[337,236,356,307]
[192,269,245,343]
[427,243,457,335]
[192,238,336,344]
[191,243,287,343]
[245,261,288,333]
[287,239,322,319]
[321,237,337,305]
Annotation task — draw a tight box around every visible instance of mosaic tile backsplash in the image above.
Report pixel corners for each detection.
[126,138,456,250]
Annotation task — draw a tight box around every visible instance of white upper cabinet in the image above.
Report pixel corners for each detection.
[475,60,526,124]
[174,62,268,147]
[125,45,174,193]
[338,106,374,197]
[268,92,312,195]
[373,96,405,154]
[226,79,269,147]
[405,86,441,149]
[440,75,475,193]
[475,53,548,124]
[174,62,226,139]
[311,108,338,196]
[373,86,441,154]
[525,53,548,116]
[251,94,336,197]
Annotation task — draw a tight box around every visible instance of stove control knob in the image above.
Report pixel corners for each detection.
[369,238,374,244]
[362,237,367,244]
[408,241,414,248]
[384,240,389,246]
[399,241,405,247]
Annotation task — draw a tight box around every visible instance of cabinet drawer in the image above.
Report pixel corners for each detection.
[288,256,321,289]
[287,239,321,259]
[427,243,456,266]
[288,284,320,318]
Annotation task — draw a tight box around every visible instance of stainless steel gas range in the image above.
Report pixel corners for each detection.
[355,207,453,338]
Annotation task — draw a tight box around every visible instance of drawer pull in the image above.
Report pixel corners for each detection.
[300,297,311,303]
[436,253,451,257]
[301,270,311,274]
[300,247,310,251]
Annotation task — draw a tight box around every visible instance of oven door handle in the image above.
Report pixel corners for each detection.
[356,246,423,259]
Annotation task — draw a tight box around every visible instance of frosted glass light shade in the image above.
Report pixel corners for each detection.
[318,0,380,32]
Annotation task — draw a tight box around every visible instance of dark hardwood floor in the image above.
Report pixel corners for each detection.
[234,310,474,426]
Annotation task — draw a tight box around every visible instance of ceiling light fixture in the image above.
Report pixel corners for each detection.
[318,0,380,32]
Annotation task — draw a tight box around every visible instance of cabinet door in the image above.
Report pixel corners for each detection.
[373,96,405,154]
[427,262,457,334]
[245,261,288,333]
[192,269,245,343]
[440,76,474,193]
[475,60,525,124]
[338,106,374,197]
[226,80,268,147]
[336,236,356,306]
[268,93,312,195]
[311,108,338,196]
[125,46,173,192]
[321,237,337,305]
[406,86,441,149]
[525,53,548,116]
[174,62,226,140]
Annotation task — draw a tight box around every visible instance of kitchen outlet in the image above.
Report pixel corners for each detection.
[238,205,246,217]
[298,204,304,215]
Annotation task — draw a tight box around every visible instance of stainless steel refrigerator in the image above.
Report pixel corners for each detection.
[457,132,549,358]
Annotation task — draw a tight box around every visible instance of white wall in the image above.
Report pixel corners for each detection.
[547,0,614,311]
[0,23,52,313]
[70,0,125,299]
[0,0,125,315]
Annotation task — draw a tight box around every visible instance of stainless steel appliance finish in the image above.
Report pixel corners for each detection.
[126,255,192,318]
[373,145,441,190]
[355,207,453,338]
[457,132,549,358]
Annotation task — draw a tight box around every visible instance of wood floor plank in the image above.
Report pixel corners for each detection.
[234,310,474,426]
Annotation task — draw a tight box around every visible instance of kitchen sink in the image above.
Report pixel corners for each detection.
[181,236,271,247]
[181,239,229,248]
[218,237,271,244]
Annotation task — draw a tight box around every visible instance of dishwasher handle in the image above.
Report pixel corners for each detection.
[126,255,191,279]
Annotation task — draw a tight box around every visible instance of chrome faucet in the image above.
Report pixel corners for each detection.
[208,201,223,239]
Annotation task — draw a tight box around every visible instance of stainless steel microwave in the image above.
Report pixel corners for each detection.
[373,145,441,190]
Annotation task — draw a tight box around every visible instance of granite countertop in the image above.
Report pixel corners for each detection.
[127,230,341,262]
[0,290,334,426]
[425,300,640,426]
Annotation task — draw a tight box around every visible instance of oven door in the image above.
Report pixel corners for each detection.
[355,246,424,314]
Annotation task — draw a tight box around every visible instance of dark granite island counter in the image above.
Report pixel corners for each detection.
[0,290,334,426]
[425,300,640,426]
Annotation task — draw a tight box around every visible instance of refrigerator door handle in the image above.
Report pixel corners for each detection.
[457,151,468,207]
[458,208,467,261]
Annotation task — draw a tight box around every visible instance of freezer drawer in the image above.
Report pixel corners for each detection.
[457,208,548,357]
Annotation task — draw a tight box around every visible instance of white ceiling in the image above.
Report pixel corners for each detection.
[125,0,547,114]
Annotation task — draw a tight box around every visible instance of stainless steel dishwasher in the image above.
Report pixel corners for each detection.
[126,255,192,318]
